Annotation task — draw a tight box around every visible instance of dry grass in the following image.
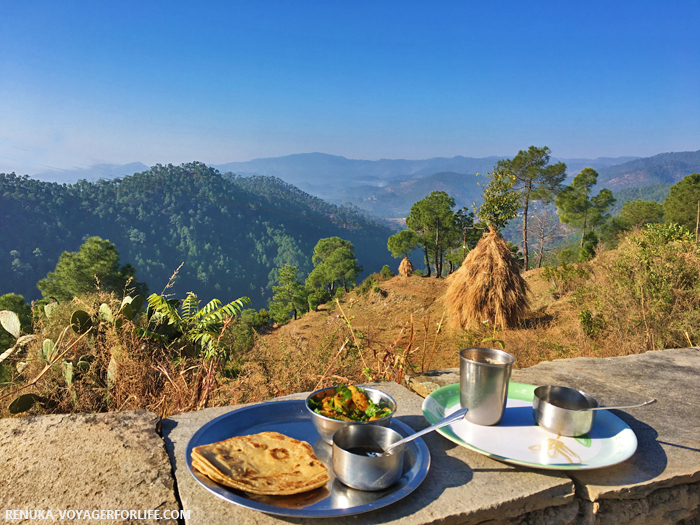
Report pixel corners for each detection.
[445,228,530,330]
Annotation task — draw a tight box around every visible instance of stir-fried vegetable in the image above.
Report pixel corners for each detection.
[308,385,393,421]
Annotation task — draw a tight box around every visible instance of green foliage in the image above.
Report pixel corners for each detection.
[579,307,606,338]
[269,264,307,325]
[619,200,664,229]
[380,265,395,279]
[542,262,590,296]
[306,237,363,293]
[555,168,615,246]
[579,231,599,261]
[612,223,698,306]
[8,393,46,414]
[406,191,457,277]
[604,223,700,348]
[142,291,250,360]
[387,230,420,258]
[357,274,377,296]
[476,166,520,230]
[612,183,672,206]
[306,288,331,312]
[0,294,33,355]
[663,173,700,231]
[37,237,147,302]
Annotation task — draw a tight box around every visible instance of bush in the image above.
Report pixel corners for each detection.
[541,262,590,297]
[600,223,700,350]
[380,265,395,279]
[357,275,377,296]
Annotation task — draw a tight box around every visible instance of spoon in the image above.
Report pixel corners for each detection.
[369,407,469,457]
[588,399,657,411]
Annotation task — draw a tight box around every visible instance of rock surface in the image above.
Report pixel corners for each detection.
[162,382,574,525]
[0,410,180,524]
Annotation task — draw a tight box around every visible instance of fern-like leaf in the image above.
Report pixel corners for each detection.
[181,293,200,322]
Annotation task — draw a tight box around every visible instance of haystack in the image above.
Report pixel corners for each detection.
[398,256,415,276]
[445,227,529,329]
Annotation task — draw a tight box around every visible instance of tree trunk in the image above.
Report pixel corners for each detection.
[522,191,530,271]
[434,219,441,278]
[423,245,431,277]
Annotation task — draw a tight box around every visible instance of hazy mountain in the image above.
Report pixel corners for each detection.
[334,171,483,218]
[31,162,150,184]
[596,150,700,189]
[214,153,505,196]
[554,157,640,179]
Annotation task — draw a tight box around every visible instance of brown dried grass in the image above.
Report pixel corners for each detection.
[445,227,530,330]
[398,256,415,277]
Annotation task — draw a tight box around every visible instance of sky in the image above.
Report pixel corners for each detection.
[1,1,699,175]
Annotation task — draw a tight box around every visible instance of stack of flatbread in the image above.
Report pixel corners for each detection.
[191,431,330,495]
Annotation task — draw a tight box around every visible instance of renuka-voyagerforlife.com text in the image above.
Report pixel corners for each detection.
[5,509,191,520]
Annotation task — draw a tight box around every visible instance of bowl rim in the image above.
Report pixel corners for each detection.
[305,385,398,423]
[533,385,599,412]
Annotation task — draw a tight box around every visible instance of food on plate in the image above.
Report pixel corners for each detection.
[307,384,393,421]
[191,431,330,495]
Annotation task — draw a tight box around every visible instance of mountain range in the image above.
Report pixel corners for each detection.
[20,150,700,218]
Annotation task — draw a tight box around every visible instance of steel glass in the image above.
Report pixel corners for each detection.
[459,347,515,426]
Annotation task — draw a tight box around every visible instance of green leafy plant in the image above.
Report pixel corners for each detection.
[141,292,250,361]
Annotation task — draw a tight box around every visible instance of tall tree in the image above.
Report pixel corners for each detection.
[37,237,148,302]
[555,168,616,247]
[663,173,700,232]
[405,191,456,278]
[495,146,567,270]
[269,264,306,324]
[619,199,664,229]
[305,237,362,293]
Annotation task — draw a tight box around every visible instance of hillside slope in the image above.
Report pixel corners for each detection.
[0,163,395,307]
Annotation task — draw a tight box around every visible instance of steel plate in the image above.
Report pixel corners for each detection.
[186,400,431,518]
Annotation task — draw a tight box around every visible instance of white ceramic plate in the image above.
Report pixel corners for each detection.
[422,382,638,470]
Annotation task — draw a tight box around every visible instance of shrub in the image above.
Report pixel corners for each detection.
[541,262,590,297]
[380,265,395,280]
[357,275,377,296]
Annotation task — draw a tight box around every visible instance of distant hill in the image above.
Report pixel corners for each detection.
[0,163,395,308]
[214,153,505,197]
[334,171,482,217]
[596,150,700,189]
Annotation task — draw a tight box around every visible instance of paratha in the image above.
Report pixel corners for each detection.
[191,431,330,495]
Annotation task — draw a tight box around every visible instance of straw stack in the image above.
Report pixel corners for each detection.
[398,256,415,277]
[445,227,529,329]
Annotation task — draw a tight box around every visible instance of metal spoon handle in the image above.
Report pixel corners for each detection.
[384,407,469,455]
[592,399,657,411]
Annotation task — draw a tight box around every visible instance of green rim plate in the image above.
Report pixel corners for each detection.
[422,382,638,470]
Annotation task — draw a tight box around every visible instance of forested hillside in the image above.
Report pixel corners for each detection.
[597,150,700,189]
[0,163,395,307]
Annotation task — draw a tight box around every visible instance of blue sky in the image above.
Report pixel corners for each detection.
[1,1,698,175]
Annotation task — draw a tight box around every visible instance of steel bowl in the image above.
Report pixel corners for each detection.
[533,385,599,437]
[306,386,397,445]
[332,425,406,491]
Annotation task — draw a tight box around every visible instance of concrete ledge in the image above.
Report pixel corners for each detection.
[0,410,180,524]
